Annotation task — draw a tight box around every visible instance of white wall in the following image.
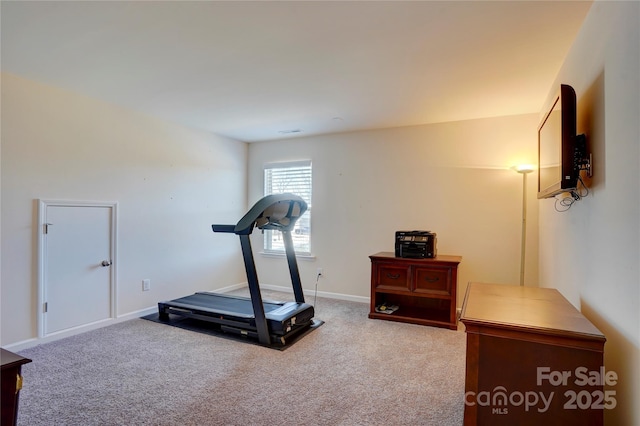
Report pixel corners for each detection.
[537,2,639,424]
[1,73,248,346]
[248,114,539,309]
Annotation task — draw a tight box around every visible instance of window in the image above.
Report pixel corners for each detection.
[263,161,312,255]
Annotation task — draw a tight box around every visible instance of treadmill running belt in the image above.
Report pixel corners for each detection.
[166,292,282,318]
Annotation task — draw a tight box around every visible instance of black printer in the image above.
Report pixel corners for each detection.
[395,230,437,258]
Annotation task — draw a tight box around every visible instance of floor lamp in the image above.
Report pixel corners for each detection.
[515,165,534,286]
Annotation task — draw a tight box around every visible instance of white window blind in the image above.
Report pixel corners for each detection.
[263,161,312,254]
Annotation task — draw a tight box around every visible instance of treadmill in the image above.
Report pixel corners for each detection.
[158,193,316,347]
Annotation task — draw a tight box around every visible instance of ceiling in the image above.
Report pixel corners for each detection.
[1,1,592,142]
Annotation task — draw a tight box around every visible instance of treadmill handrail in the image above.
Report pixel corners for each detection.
[212,193,307,236]
[211,224,235,233]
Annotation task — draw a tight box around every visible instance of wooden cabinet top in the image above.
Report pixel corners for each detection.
[1,348,32,370]
[460,282,605,342]
[370,252,462,265]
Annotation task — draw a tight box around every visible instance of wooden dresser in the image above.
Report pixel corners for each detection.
[1,348,32,426]
[369,252,461,330]
[460,282,607,425]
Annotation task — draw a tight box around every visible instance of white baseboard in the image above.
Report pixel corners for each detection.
[257,283,370,304]
[3,338,40,352]
[5,307,158,352]
[216,281,369,304]
[211,282,247,293]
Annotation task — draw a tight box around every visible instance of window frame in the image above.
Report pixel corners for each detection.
[262,160,312,256]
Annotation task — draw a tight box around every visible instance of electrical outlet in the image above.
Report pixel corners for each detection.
[317,268,323,277]
[142,279,151,291]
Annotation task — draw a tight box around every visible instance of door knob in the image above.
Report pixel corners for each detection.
[101,260,112,267]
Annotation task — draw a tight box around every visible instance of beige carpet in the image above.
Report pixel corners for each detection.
[16,291,466,425]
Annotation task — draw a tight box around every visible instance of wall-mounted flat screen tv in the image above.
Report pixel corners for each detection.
[537,84,580,199]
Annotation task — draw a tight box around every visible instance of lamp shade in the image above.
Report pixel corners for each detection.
[514,164,535,174]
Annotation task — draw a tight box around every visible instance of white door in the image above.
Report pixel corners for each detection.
[41,202,115,336]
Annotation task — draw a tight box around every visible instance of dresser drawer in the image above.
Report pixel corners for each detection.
[413,266,451,295]
[375,264,410,291]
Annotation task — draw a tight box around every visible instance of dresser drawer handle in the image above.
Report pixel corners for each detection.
[386,273,401,280]
[424,276,439,283]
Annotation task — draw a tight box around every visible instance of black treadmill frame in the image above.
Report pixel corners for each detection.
[158,194,312,347]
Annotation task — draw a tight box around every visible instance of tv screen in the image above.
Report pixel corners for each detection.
[538,96,562,195]
[537,84,578,199]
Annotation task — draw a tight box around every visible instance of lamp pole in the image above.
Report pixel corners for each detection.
[516,166,534,286]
